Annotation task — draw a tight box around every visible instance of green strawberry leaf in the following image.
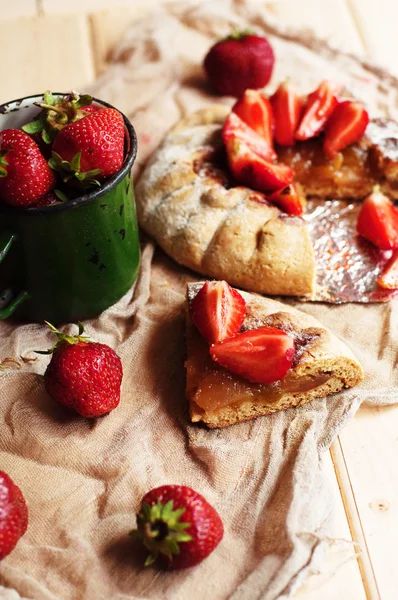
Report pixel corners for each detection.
[54,189,69,202]
[73,94,92,109]
[42,129,52,144]
[43,90,55,106]
[70,152,82,172]
[174,532,192,543]
[22,120,43,134]
[0,166,7,178]
[161,500,174,521]
[167,538,180,556]
[144,554,157,567]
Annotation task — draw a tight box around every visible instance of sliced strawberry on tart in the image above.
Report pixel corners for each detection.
[136,79,398,299]
[185,281,364,428]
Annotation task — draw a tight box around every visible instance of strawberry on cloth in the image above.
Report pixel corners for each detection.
[41,322,123,418]
[203,32,275,97]
[0,471,28,560]
[131,485,223,569]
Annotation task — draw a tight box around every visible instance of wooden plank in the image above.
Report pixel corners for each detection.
[331,437,380,600]
[348,0,398,74]
[295,449,366,599]
[90,4,156,76]
[338,404,398,600]
[0,14,95,105]
[0,0,37,23]
[41,0,134,13]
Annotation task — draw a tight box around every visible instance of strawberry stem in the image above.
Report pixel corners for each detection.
[35,321,90,355]
[131,500,193,567]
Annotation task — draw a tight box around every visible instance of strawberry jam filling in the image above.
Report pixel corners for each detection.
[276,138,376,189]
[186,327,330,414]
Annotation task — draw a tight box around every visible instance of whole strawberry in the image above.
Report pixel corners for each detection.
[50,108,125,186]
[0,129,56,207]
[42,322,123,418]
[0,471,28,560]
[22,90,99,146]
[204,31,275,97]
[132,485,223,569]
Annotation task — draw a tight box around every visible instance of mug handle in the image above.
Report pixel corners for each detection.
[0,231,29,319]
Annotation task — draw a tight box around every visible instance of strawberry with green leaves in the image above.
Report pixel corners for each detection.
[0,129,56,206]
[41,322,123,418]
[132,485,223,569]
[49,108,125,187]
[0,471,28,560]
[22,90,99,146]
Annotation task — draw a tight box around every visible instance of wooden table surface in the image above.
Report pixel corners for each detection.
[1,1,396,599]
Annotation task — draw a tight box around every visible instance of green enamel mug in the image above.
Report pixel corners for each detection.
[0,94,140,323]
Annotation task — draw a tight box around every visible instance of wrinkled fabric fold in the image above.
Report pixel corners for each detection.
[1,1,398,599]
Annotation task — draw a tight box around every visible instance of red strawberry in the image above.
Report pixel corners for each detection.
[35,191,62,207]
[0,129,56,207]
[22,90,98,145]
[232,90,276,159]
[0,471,28,560]
[42,322,123,418]
[323,100,369,158]
[223,112,274,161]
[190,281,246,344]
[267,184,305,216]
[210,327,295,385]
[204,32,274,97]
[357,188,398,250]
[270,82,303,146]
[378,249,398,289]
[80,105,100,116]
[296,81,339,141]
[131,485,223,569]
[51,108,125,185]
[224,134,293,193]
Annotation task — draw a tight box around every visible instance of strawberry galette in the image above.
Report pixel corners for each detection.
[136,82,398,297]
[185,281,364,428]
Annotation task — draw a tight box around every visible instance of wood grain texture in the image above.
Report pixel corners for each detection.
[0,13,95,104]
[348,0,398,75]
[0,0,37,22]
[1,2,397,599]
[338,404,398,600]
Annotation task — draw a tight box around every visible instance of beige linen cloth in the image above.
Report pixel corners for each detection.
[1,1,398,599]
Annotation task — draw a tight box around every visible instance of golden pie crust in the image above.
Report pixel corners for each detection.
[136,106,316,296]
[185,282,364,429]
[136,106,398,297]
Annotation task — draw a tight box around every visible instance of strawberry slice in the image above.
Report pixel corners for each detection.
[223,119,294,193]
[223,112,274,161]
[210,327,295,385]
[357,188,398,250]
[296,80,339,141]
[377,249,398,289]
[323,100,369,158]
[267,184,304,216]
[190,281,246,344]
[232,90,276,159]
[270,82,303,146]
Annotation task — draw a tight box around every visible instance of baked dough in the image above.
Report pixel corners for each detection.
[185,282,364,428]
[136,106,316,296]
[136,106,398,297]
